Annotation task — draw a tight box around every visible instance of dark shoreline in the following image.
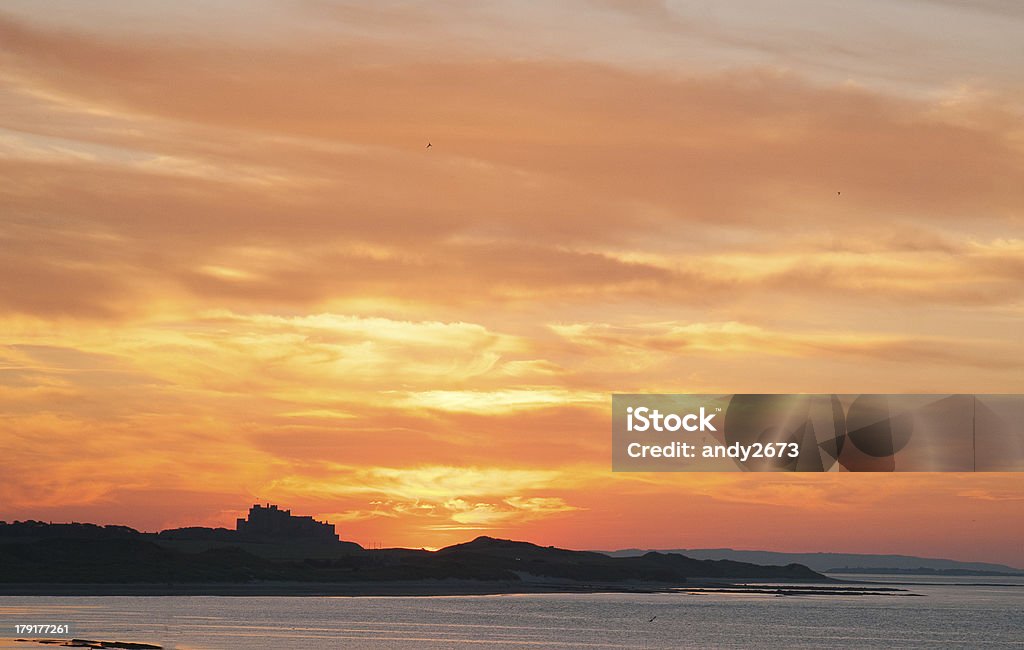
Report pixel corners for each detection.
[0,580,712,597]
[0,579,903,598]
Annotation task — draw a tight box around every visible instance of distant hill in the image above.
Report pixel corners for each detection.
[598,548,1023,575]
[433,537,824,583]
[0,522,826,586]
[827,567,1024,577]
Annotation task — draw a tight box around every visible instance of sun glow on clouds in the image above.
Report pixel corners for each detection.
[397,389,605,413]
[1,2,1023,561]
[254,465,584,537]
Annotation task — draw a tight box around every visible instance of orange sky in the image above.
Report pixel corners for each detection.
[0,2,1022,565]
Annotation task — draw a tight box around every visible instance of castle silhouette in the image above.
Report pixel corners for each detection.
[235,504,338,542]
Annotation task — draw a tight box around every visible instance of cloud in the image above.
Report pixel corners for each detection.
[396,388,605,414]
[957,488,1024,502]
[551,320,1024,371]
[1,11,1023,326]
[250,464,583,530]
[1,6,1023,563]
[266,465,573,501]
[445,496,580,525]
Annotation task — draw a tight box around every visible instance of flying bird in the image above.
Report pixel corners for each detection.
[426,142,432,149]
[648,616,657,623]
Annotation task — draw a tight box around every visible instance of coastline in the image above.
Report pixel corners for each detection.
[0,578,900,598]
[0,580,694,597]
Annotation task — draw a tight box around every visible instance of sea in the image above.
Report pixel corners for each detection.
[0,575,1021,649]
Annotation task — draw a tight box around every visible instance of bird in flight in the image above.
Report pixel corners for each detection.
[648,616,657,623]
[426,142,432,149]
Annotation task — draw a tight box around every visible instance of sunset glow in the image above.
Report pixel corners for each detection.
[1,1,1022,564]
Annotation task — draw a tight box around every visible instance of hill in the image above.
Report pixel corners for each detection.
[0,522,827,588]
[599,547,1022,575]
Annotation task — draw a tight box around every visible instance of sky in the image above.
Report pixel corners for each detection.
[0,1,1022,564]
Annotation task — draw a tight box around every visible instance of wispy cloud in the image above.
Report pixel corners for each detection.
[1,4,1022,563]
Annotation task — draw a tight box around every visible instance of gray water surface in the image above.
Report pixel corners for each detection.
[1,579,1021,649]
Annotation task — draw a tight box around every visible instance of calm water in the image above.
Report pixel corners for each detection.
[0,579,1021,649]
